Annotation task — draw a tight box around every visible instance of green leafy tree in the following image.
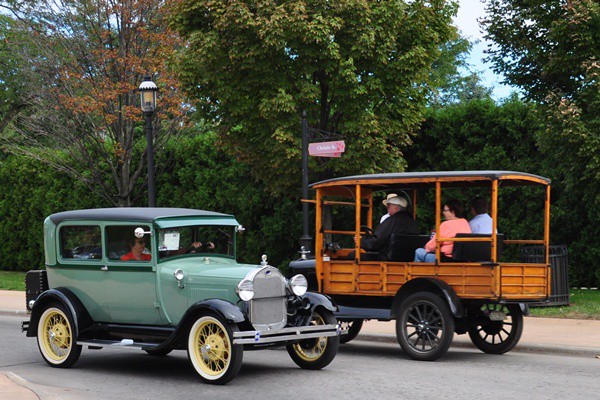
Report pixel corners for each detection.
[482,0,600,286]
[169,0,460,193]
[0,15,28,134]
[0,0,189,206]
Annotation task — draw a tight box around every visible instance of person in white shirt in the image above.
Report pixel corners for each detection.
[469,196,493,234]
[380,193,398,223]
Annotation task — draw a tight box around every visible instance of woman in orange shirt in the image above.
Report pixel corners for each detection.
[414,199,471,262]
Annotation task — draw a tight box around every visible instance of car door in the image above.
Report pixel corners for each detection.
[54,223,110,322]
[103,224,163,325]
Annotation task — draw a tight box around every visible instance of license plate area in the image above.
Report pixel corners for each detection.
[488,310,506,321]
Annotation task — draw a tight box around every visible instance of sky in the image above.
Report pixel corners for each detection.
[454,0,518,100]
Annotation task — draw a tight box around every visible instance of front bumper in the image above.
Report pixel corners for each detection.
[233,323,343,345]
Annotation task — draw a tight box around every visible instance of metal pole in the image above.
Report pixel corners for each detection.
[300,110,312,253]
[145,111,156,207]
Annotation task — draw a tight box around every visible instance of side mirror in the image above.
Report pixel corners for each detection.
[134,227,152,238]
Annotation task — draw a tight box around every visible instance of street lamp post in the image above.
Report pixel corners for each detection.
[139,75,158,207]
[300,111,312,255]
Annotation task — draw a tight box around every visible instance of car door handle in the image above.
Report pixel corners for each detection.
[101,266,108,271]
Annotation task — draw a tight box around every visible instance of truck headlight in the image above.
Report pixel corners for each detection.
[288,274,308,296]
[236,279,254,301]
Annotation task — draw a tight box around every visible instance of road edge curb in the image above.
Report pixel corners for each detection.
[355,333,600,358]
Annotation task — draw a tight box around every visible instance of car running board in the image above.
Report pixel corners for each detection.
[77,339,162,350]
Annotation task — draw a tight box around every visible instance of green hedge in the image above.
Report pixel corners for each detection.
[0,153,106,270]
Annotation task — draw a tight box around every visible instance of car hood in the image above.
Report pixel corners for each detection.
[160,257,261,281]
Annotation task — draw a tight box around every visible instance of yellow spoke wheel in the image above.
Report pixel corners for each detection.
[291,314,328,361]
[287,309,340,370]
[187,314,243,384]
[36,303,82,368]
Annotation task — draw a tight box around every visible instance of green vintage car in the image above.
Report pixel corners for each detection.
[22,208,340,384]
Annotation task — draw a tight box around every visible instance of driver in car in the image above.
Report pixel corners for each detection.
[360,195,419,259]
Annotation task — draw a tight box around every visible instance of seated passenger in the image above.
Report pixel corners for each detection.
[380,193,398,223]
[414,199,471,262]
[361,195,419,260]
[469,196,493,234]
[188,241,215,253]
[121,236,151,261]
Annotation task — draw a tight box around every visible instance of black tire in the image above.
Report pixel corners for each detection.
[287,308,340,370]
[187,313,243,385]
[468,304,523,354]
[144,348,173,357]
[396,292,455,361]
[339,319,364,344]
[36,302,82,368]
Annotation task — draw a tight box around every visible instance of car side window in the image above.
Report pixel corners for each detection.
[106,225,152,261]
[60,225,102,260]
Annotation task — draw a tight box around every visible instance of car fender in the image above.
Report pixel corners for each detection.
[300,292,337,313]
[26,288,93,338]
[143,299,247,352]
[391,278,464,318]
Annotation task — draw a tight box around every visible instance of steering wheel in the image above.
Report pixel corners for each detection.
[360,225,374,236]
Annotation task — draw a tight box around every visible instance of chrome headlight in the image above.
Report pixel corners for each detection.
[236,278,255,301]
[288,274,308,296]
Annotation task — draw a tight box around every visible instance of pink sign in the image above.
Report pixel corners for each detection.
[309,140,345,157]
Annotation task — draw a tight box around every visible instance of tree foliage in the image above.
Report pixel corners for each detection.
[0,0,189,206]
[482,0,599,102]
[0,15,27,134]
[169,0,460,193]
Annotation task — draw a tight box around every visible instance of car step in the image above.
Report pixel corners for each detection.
[77,339,161,350]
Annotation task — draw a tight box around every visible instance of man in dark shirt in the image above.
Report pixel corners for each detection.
[361,195,419,259]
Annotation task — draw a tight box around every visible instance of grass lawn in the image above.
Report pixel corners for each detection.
[0,271,26,291]
[1,270,598,319]
[529,289,600,320]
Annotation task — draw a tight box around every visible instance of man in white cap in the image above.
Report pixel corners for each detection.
[361,195,419,260]
[380,193,398,223]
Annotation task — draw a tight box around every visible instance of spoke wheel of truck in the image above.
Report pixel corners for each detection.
[287,309,340,370]
[187,314,243,385]
[339,319,364,344]
[396,292,454,361]
[37,303,82,368]
[468,304,523,354]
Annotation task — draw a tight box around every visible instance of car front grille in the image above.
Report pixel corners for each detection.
[249,266,286,331]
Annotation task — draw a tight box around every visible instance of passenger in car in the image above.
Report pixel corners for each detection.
[361,195,419,259]
[121,236,151,261]
[469,196,493,234]
[414,199,471,262]
[380,193,398,223]
[187,241,215,253]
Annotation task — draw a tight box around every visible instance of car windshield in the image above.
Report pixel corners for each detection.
[158,225,235,260]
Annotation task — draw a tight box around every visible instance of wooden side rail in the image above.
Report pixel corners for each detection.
[436,237,492,242]
[323,230,356,235]
[503,240,545,245]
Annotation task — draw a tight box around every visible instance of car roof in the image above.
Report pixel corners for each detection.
[48,208,234,224]
[311,170,550,191]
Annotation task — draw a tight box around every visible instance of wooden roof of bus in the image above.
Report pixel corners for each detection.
[311,171,550,193]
